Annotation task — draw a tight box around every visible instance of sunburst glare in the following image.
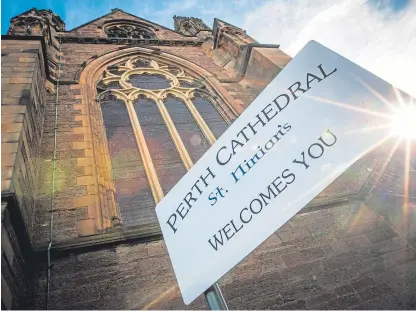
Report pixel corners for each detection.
[309,80,414,236]
[390,104,416,141]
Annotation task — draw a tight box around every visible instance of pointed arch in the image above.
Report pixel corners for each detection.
[78,46,239,232]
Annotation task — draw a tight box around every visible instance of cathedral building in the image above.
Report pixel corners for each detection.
[1,8,415,309]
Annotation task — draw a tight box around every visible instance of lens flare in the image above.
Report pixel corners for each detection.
[390,105,416,140]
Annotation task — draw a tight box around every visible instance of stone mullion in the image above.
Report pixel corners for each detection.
[97,114,114,229]
[184,97,216,145]
[96,99,119,223]
[156,98,194,170]
[79,86,104,232]
[125,99,164,203]
[96,100,120,225]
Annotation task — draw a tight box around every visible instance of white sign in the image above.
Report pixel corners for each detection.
[155,40,411,304]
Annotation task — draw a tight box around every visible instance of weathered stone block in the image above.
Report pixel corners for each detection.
[77,219,96,236]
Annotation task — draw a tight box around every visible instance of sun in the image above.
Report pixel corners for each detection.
[390,104,416,140]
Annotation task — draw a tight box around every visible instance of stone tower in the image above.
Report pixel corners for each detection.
[173,16,211,36]
[7,8,65,36]
[1,7,415,310]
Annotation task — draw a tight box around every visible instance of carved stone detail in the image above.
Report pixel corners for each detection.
[173,16,211,36]
[57,36,202,46]
[105,24,155,39]
[212,19,256,50]
[7,8,65,36]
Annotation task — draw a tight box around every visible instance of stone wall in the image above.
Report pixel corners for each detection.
[34,84,91,246]
[1,38,48,309]
[1,39,47,238]
[365,141,416,249]
[31,140,416,310]
[2,204,30,309]
[31,198,416,309]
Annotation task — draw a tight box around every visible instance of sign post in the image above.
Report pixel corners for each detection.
[204,283,228,310]
[155,40,414,305]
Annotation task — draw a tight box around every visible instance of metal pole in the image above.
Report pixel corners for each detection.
[204,283,228,310]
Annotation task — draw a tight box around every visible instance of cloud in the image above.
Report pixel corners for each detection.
[242,0,416,97]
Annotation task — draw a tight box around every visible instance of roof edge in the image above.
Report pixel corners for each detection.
[66,8,199,38]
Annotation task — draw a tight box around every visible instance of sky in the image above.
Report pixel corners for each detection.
[1,0,415,97]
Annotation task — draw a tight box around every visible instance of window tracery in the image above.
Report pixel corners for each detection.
[10,17,45,36]
[97,56,230,227]
[105,24,155,39]
[127,73,171,90]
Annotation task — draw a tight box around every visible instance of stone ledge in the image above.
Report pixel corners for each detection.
[32,223,162,255]
[77,219,96,237]
[57,36,203,46]
[31,194,361,256]
[1,36,50,80]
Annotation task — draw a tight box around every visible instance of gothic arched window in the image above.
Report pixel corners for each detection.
[97,57,230,227]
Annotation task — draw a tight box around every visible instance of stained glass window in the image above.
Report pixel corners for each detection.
[128,74,171,90]
[101,95,155,227]
[133,96,186,194]
[192,95,228,139]
[164,95,211,163]
[97,57,231,227]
